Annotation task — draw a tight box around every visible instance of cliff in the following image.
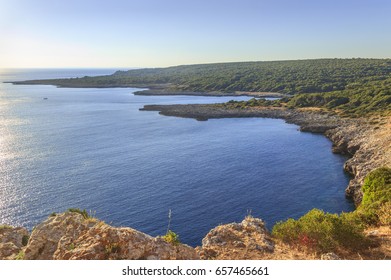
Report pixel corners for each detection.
[0,213,314,260]
[2,212,389,260]
[1,212,198,260]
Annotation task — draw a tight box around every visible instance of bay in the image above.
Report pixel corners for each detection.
[0,69,353,246]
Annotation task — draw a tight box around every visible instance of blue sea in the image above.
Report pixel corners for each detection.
[0,69,354,246]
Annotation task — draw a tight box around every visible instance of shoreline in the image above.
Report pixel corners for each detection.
[133,89,287,98]
[140,103,391,205]
[9,80,286,98]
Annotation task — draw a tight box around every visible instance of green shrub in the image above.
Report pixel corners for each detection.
[358,167,391,224]
[272,167,391,253]
[105,242,120,255]
[163,230,180,245]
[22,235,29,246]
[67,208,90,219]
[378,202,391,226]
[0,224,12,230]
[15,250,25,260]
[272,209,368,253]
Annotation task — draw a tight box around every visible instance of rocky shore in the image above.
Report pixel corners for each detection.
[0,212,275,260]
[141,104,391,205]
[134,89,286,98]
[1,211,389,260]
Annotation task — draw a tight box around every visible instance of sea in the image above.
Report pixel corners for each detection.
[0,69,354,246]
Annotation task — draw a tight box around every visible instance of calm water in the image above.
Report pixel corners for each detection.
[0,69,353,246]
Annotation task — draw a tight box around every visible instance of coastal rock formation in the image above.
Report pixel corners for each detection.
[1,211,390,260]
[326,118,391,204]
[0,226,29,260]
[20,212,198,260]
[24,212,97,260]
[197,216,274,260]
[53,222,198,260]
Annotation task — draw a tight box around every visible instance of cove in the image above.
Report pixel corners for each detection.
[0,69,354,246]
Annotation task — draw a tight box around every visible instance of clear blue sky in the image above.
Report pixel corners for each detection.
[1,0,390,68]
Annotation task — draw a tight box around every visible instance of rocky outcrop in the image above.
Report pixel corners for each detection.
[1,212,390,260]
[321,252,341,260]
[326,118,391,204]
[197,216,274,260]
[19,212,198,260]
[23,212,98,260]
[0,214,276,260]
[140,105,349,130]
[53,222,198,260]
[0,226,29,260]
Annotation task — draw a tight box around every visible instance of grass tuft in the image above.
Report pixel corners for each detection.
[163,230,180,245]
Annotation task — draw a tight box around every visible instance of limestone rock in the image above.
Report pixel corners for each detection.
[0,225,29,260]
[54,223,198,260]
[24,212,97,260]
[198,216,274,259]
[326,117,391,205]
[22,211,198,260]
[321,252,340,260]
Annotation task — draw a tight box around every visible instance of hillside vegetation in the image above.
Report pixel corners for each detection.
[222,76,391,117]
[14,58,391,116]
[15,58,391,94]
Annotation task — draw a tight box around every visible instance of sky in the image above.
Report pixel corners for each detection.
[0,0,390,68]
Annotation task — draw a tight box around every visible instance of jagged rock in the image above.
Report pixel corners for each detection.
[321,252,340,260]
[21,212,198,260]
[24,212,97,260]
[0,226,29,260]
[330,118,390,204]
[197,216,274,259]
[54,223,198,260]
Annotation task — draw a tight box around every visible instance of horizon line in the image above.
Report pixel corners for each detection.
[2,57,390,70]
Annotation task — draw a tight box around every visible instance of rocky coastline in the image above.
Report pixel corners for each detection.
[141,104,391,205]
[1,211,389,260]
[133,89,286,98]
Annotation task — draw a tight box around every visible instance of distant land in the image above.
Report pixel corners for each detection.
[12,58,391,117]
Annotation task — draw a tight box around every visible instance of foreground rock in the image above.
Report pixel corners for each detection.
[22,212,198,260]
[1,212,390,259]
[0,226,29,260]
[197,216,274,260]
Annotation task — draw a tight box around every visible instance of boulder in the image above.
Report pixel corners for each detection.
[22,212,198,260]
[198,216,274,259]
[0,225,29,260]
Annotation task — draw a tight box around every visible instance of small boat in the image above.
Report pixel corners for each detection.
[43,97,48,100]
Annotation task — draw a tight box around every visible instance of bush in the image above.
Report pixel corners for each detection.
[67,208,90,219]
[272,209,368,253]
[163,230,180,245]
[22,235,29,246]
[272,167,391,253]
[378,202,391,226]
[358,167,391,225]
[0,225,12,230]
